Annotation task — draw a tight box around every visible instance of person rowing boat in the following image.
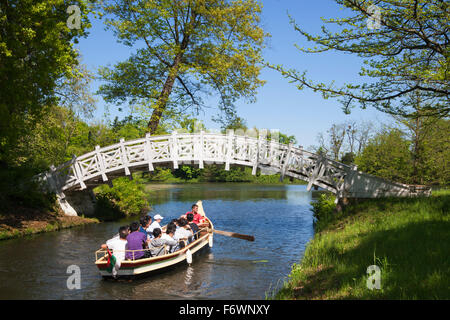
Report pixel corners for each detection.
[95,200,255,279]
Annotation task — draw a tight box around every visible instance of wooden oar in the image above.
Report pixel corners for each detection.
[213,229,255,242]
[196,200,255,242]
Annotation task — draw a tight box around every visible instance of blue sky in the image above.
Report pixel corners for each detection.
[75,0,393,149]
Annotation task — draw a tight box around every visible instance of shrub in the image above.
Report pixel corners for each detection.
[311,193,336,231]
[94,175,150,220]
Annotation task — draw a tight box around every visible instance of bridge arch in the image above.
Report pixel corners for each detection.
[37,131,430,216]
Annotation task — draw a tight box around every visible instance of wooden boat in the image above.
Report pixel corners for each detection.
[95,200,213,278]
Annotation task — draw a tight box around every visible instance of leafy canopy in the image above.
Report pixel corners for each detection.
[268,0,449,118]
[0,0,91,163]
[97,0,268,132]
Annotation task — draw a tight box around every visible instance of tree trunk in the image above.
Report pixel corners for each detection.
[147,22,192,134]
[147,55,182,134]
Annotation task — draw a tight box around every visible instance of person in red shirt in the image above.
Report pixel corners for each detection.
[182,204,203,225]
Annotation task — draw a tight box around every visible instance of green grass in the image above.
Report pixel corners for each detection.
[0,216,100,241]
[272,189,450,300]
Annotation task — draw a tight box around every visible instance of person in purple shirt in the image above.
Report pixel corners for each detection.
[125,222,149,260]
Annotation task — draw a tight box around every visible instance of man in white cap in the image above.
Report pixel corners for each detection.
[147,214,164,235]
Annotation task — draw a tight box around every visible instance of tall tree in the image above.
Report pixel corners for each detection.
[98,0,267,134]
[420,118,450,185]
[0,0,91,164]
[328,124,347,161]
[269,0,449,118]
[312,120,374,162]
[393,91,447,184]
[355,128,412,183]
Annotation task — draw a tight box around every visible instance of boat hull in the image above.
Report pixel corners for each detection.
[95,219,213,279]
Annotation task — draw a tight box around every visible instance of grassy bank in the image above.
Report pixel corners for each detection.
[273,190,450,299]
[0,206,99,241]
[0,167,99,241]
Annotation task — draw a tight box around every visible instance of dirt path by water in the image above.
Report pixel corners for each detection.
[0,205,98,240]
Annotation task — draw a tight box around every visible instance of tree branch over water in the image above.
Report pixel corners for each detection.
[267,0,449,118]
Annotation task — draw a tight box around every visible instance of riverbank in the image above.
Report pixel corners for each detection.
[273,189,450,299]
[0,205,99,241]
[1,180,302,240]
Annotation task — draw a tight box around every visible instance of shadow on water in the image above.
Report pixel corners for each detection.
[0,184,316,299]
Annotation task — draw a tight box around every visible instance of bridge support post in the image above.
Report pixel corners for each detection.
[335,197,350,212]
[57,189,96,217]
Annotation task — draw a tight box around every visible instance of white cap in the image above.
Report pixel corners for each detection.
[154,214,164,220]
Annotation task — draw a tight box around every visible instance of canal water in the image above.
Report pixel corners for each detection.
[0,184,316,299]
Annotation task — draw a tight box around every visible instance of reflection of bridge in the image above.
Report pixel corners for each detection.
[38,131,430,216]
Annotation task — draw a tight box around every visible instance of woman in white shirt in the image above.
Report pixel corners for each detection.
[147,214,164,235]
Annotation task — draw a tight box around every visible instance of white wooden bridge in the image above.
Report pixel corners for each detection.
[37,131,430,216]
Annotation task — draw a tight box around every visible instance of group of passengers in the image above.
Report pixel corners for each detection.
[101,204,205,264]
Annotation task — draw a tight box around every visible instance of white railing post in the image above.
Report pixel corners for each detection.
[245,133,251,163]
[145,133,154,171]
[119,138,131,177]
[71,155,87,190]
[225,129,234,171]
[199,131,204,169]
[280,143,293,181]
[253,129,267,174]
[95,145,108,182]
[171,131,179,169]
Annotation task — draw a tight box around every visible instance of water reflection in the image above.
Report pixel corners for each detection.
[148,183,293,205]
[184,266,194,287]
[0,184,315,299]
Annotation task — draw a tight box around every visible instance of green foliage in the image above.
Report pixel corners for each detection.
[0,165,56,213]
[97,0,268,132]
[0,0,91,164]
[149,167,183,182]
[355,128,412,183]
[274,191,450,299]
[269,0,449,118]
[215,166,254,182]
[145,164,304,184]
[174,166,202,181]
[94,175,150,220]
[311,193,337,232]
[93,193,125,222]
[111,115,149,141]
[341,152,355,165]
[355,121,450,186]
[415,119,450,185]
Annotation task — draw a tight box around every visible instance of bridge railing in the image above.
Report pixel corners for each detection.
[42,132,353,194]
[39,131,428,199]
